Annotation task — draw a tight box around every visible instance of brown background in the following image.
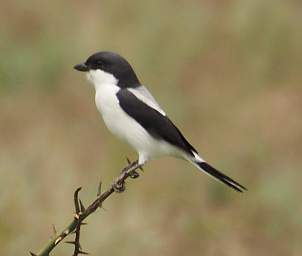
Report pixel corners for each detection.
[0,0,301,255]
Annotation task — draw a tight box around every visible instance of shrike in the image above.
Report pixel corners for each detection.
[74,51,246,192]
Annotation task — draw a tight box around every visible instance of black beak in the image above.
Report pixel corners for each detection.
[74,63,89,72]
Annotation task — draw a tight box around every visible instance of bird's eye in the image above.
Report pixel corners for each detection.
[97,61,104,67]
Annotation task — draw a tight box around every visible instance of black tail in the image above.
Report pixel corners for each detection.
[195,161,247,192]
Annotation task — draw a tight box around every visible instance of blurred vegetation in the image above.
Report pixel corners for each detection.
[1,0,302,255]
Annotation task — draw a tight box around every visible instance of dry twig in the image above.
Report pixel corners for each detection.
[30,160,143,256]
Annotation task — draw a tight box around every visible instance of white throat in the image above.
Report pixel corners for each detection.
[86,69,118,90]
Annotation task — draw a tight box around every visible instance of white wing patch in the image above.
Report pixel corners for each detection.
[128,86,166,116]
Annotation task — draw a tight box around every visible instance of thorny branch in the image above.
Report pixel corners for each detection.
[30,159,143,256]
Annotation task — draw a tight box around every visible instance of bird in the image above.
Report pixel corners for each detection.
[74,51,246,192]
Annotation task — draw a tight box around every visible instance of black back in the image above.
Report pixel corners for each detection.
[85,51,141,88]
[117,89,198,156]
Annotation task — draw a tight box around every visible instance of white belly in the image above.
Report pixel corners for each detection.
[94,83,176,163]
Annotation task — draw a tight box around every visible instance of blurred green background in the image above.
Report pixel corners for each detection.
[1,0,302,255]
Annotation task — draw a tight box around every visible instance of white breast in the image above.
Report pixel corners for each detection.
[88,69,178,163]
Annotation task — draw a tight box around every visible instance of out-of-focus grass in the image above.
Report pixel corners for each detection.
[0,0,302,255]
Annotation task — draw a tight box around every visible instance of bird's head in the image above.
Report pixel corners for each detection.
[74,51,140,89]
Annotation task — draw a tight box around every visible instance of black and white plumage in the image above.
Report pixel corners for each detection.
[74,51,246,192]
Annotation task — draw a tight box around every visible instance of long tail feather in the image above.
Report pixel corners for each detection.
[194,161,247,192]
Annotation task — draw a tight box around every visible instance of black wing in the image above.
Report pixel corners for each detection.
[117,89,197,156]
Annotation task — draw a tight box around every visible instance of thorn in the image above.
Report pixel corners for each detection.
[79,199,86,212]
[79,250,89,255]
[81,222,87,226]
[65,241,76,245]
[75,187,82,193]
[74,187,82,214]
[97,181,102,196]
[126,157,131,164]
[29,252,37,256]
[139,165,144,171]
[52,224,57,237]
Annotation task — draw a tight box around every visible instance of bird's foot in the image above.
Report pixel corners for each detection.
[120,157,145,180]
[125,157,141,178]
